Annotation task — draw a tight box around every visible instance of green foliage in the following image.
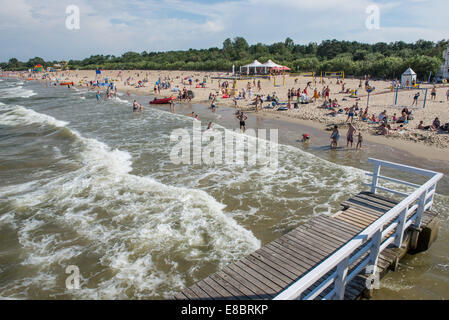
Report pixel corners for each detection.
[2,38,447,79]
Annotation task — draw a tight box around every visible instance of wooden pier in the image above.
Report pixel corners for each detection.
[173,159,443,300]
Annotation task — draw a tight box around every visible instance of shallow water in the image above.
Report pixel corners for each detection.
[0,79,447,299]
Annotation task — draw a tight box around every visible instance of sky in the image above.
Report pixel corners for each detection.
[0,0,447,62]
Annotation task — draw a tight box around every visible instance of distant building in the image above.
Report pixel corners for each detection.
[401,67,417,87]
[438,44,449,79]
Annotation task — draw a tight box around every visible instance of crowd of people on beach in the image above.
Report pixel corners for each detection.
[6,69,448,152]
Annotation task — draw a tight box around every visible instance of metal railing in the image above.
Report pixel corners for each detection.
[274,158,443,300]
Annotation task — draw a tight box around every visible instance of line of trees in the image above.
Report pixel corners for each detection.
[1,38,447,80]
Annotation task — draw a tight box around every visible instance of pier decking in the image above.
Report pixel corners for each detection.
[173,159,443,300]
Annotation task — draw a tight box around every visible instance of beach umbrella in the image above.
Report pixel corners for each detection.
[34,64,44,72]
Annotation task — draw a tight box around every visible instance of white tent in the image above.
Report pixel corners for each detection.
[262,60,283,74]
[401,68,417,87]
[240,60,264,75]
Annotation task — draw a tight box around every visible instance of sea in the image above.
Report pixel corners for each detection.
[0,78,448,300]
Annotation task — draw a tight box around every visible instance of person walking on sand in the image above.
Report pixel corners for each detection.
[346,123,356,148]
[431,86,436,101]
[412,92,420,106]
[330,125,340,149]
[446,89,449,101]
[346,105,355,123]
[356,132,363,149]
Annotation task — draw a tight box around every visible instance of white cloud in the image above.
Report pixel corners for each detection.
[0,0,447,61]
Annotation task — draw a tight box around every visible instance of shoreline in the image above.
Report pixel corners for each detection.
[6,71,449,164]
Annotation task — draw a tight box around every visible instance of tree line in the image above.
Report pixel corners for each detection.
[1,38,447,80]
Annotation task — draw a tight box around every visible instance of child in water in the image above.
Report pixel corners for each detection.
[356,132,363,149]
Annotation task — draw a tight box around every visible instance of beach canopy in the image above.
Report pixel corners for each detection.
[34,64,44,72]
[401,67,417,86]
[240,60,264,75]
[272,66,291,71]
[262,60,282,68]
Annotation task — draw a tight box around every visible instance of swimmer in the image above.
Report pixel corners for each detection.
[133,100,139,112]
[207,122,213,130]
[301,133,310,143]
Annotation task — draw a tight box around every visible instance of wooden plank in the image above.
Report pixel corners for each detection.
[173,292,189,300]
[347,197,392,213]
[271,237,325,264]
[300,222,352,244]
[290,228,342,252]
[334,214,371,229]
[355,194,398,208]
[268,238,322,265]
[249,251,298,281]
[182,286,203,300]
[312,216,361,238]
[188,283,213,300]
[282,231,335,257]
[266,241,318,272]
[195,279,226,300]
[221,267,271,299]
[201,277,237,300]
[243,254,294,284]
[209,273,249,300]
[295,224,349,247]
[238,258,290,287]
[289,229,341,254]
[342,209,379,223]
[341,201,385,216]
[258,245,309,275]
[358,192,399,205]
[234,260,285,292]
[227,263,277,297]
[315,215,363,235]
[215,270,265,300]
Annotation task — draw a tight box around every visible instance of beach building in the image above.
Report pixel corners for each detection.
[401,67,417,87]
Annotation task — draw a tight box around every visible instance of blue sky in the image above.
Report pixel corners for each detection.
[0,0,447,61]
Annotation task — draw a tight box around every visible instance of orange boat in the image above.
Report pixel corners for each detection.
[60,82,74,86]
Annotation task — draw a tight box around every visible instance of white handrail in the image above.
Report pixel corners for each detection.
[274,158,442,300]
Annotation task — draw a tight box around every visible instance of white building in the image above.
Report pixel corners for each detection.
[439,44,449,79]
[401,67,417,87]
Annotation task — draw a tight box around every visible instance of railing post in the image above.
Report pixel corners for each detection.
[371,163,381,194]
[413,190,427,229]
[366,229,382,275]
[394,206,408,247]
[426,184,436,211]
[334,257,349,300]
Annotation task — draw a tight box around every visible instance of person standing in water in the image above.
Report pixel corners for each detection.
[346,123,356,148]
[133,100,139,112]
[356,132,363,149]
[96,91,101,102]
[330,125,340,149]
[237,111,248,133]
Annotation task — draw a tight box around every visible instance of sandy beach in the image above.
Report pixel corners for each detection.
[9,69,449,161]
